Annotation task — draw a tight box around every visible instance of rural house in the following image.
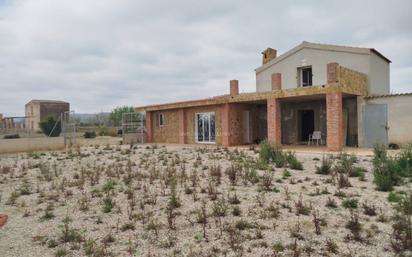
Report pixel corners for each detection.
[135,42,412,151]
[25,100,70,132]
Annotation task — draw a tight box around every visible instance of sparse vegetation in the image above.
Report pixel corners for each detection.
[0,144,409,256]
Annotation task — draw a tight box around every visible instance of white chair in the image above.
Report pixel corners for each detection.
[308,131,322,145]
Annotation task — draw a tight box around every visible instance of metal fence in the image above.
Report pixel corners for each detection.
[122,112,145,144]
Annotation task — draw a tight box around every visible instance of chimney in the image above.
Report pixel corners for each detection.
[262,48,277,65]
[230,80,239,96]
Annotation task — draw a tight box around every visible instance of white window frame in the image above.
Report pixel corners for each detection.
[298,66,313,87]
[195,112,216,144]
[158,113,165,127]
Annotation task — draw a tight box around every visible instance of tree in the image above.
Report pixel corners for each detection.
[109,106,135,126]
[39,116,61,137]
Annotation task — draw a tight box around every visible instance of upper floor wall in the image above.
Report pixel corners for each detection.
[255,42,390,96]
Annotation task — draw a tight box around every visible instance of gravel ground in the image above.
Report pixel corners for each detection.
[0,144,409,257]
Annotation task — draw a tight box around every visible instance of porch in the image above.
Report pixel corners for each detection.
[227,92,358,151]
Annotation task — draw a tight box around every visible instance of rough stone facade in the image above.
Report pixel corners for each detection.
[139,62,369,151]
[25,100,70,132]
[185,105,223,145]
[281,99,327,145]
[337,66,368,96]
[151,109,179,144]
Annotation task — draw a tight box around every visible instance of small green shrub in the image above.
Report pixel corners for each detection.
[342,198,358,209]
[235,219,254,230]
[397,144,412,177]
[83,131,97,139]
[102,196,115,213]
[259,140,285,167]
[350,167,367,177]
[391,191,412,253]
[373,158,401,191]
[316,155,333,175]
[39,116,61,137]
[232,206,241,216]
[387,192,404,203]
[286,152,303,170]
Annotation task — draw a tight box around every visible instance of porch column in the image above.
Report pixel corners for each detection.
[178,109,186,144]
[221,103,231,146]
[267,98,281,145]
[326,92,343,151]
[327,62,339,84]
[145,111,153,143]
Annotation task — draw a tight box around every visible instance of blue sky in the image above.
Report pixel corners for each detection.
[0,0,411,116]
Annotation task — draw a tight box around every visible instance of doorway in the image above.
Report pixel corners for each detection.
[299,110,314,142]
[195,112,216,144]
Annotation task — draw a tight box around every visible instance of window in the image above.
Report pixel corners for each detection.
[158,113,165,127]
[298,66,312,87]
[195,112,215,143]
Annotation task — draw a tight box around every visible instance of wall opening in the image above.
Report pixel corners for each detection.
[298,110,314,142]
[298,66,313,87]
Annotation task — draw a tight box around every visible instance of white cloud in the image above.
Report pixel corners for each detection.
[0,0,411,116]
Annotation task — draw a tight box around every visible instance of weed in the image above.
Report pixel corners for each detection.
[342,198,358,209]
[316,155,333,175]
[345,211,363,241]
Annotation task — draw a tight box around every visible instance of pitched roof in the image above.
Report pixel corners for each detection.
[255,41,391,73]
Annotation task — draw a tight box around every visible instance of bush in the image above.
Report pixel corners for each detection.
[334,153,356,175]
[342,198,358,209]
[259,140,284,167]
[3,134,20,139]
[83,131,97,139]
[373,158,401,191]
[260,140,274,164]
[372,144,404,191]
[397,144,412,177]
[259,141,303,170]
[390,191,412,253]
[316,155,333,175]
[286,152,303,170]
[387,192,404,203]
[39,116,61,137]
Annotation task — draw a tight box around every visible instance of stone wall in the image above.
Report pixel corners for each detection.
[151,109,180,144]
[0,137,65,154]
[364,94,412,146]
[185,105,223,145]
[337,66,368,96]
[281,99,327,145]
[40,102,70,121]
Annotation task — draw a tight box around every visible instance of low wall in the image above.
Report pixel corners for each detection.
[365,94,412,146]
[0,137,65,154]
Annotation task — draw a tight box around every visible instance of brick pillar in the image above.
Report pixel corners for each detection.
[230,80,239,96]
[221,103,231,146]
[178,109,186,144]
[326,92,343,151]
[271,73,282,91]
[267,99,281,145]
[145,111,153,143]
[327,62,339,84]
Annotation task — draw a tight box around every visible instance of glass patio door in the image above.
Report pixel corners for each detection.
[196,112,215,143]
